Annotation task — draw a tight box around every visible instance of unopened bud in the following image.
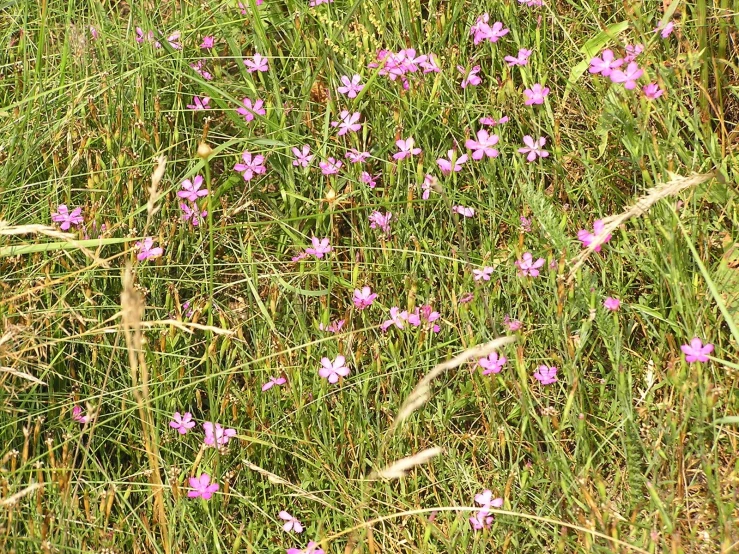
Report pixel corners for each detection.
[197,142,213,159]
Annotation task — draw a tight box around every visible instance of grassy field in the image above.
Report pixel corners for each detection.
[1,0,738,552]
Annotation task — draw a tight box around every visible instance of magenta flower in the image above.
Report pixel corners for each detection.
[200,36,215,49]
[165,31,182,50]
[262,376,287,391]
[523,83,549,105]
[345,149,370,164]
[180,203,207,227]
[518,0,543,6]
[319,157,343,176]
[453,205,475,218]
[305,237,332,259]
[393,137,422,160]
[89,26,98,39]
[319,319,345,333]
[458,65,482,88]
[244,53,269,72]
[480,115,509,126]
[169,412,196,434]
[515,252,545,277]
[577,220,611,252]
[361,171,378,188]
[72,405,90,424]
[520,216,532,232]
[135,237,163,261]
[381,307,409,331]
[203,422,237,448]
[603,297,621,311]
[642,82,664,100]
[589,49,623,77]
[178,175,208,202]
[319,355,350,383]
[369,210,392,234]
[465,130,499,160]
[331,110,362,136]
[680,338,714,363]
[503,315,522,331]
[473,266,494,281]
[518,136,549,162]
[309,0,334,5]
[190,60,213,80]
[279,511,304,533]
[292,145,314,168]
[623,43,644,63]
[437,150,468,175]
[610,61,643,89]
[504,48,532,66]
[407,305,441,333]
[187,96,210,110]
[188,473,219,500]
[475,489,503,509]
[459,292,474,304]
[655,21,674,38]
[287,542,325,554]
[534,365,558,385]
[238,0,264,11]
[418,53,441,73]
[135,27,153,44]
[337,74,364,98]
[470,15,509,44]
[236,98,266,122]
[51,205,84,230]
[469,510,495,531]
[234,151,267,181]
[353,286,377,310]
[478,352,507,375]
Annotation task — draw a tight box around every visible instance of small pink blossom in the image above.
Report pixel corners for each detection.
[577,220,611,252]
[421,174,435,199]
[453,205,475,218]
[480,115,509,126]
[319,157,343,175]
[589,49,623,77]
[534,365,558,385]
[190,60,213,80]
[369,210,392,234]
[518,0,543,6]
[305,237,332,259]
[309,0,334,6]
[520,216,532,232]
[178,175,208,202]
[319,355,350,383]
[610,61,643,90]
[89,26,98,39]
[458,65,482,88]
[459,292,475,304]
[465,130,499,160]
[515,252,545,277]
[604,297,621,311]
[136,237,163,261]
[393,137,422,160]
[188,473,219,500]
[179,203,208,227]
[642,82,664,100]
[236,97,266,122]
[518,135,549,162]
[408,305,441,333]
[203,422,237,448]
[200,36,215,49]
[244,53,269,72]
[287,542,325,554]
[503,315,522,331]
[470,15,509,45]
[437,150,468,175]
[473,266,494,281]
[361,171,378,188]
[319,319,345,333]
[418,53,441,73]
[234,151,267,181]
[292,145,314,168]
[381,307,409,331]
[655,21,674,39]
[504,48,532,66]
[337,74,364,98]
[353,286,378,310]
[72,405,90,424]
[262,377,287,391]
[169,412,196,434]
[523,83,549,105]
[331,111,362,136]
[478,352,507,375]
[279,511,304,533]
[187,96,210,110]
[623,44,644,64]
[345,149,370,163]
[52,205,84,230]
[680,338,714,363]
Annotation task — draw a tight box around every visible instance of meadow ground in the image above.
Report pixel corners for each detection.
[1,0,738,552]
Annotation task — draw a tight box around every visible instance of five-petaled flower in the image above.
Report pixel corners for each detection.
[469,489,503,530]
[680,338,714,363]
[577,220,611,252]
[453,205,475,218]
[353,286,377,309]
[589,49,623,77]
[518,136,549,162]
[361,172,378,188]
[180,203,208,227]
[642,82,664,100]
[393,137,422,160]
[337,74,364,98]
[200,36,215,49]
[437,150,468,175]
[187,96,210,110]
[465,130,499,160]
[345,149,370,164]
[369,210,392,234]
[319,157,343,176]
[234,151,267,181]
[237,97,266,122]
[504,48,532,67]
[262,376,287,391]
[319,355,350,383]
[305,237,332,259]
[523,83,549,105]
[478,352,507,375]
[655,21,674,39]
[72,405,90,424]
[244,53,269,72]
[188,473,219,500]
[52,205,84,230]
[610,61,643,90]
[178,175,209,202]
[292,145,314,168]
[169,412,196,434]
[604,297,621,311]
[331,111,362,135]
[458,65,482,88]
[534,365,558,385]
[136,237,163,261]
[279,511,304,533]
[381,307,409,331]
[473,266,495,281]
[203,422,237,447]
[515,252,545,277]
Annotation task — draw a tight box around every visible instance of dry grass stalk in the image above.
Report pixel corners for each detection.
[0,366,46,386]
[146,155,166,225]
[0,482,43,507]
[566,171,719,285]
[121,264,169,553]
[391,336,517,431]
[367,447,444,480]
[242,459,335,509]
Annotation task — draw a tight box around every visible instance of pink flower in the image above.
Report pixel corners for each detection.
[523,83,549,105]
[520,216,532,232]
[203,422,237,447]
[52,205,84,230]
[319,355,350,383]
[577,220,611,252]
[418,53,441,73]
[503,315,522,331]
[680,338,714,363]
[309,0,334,6]
[262,376,287,391]
[188,473,219,500]
[244,53,269,72]
[135,27,153,44]
[459,292,474,304]
[655,21,674,39]
[319,319,345,333]
[381,307,409,331]
[187,96,210,110]
[287,542,325,554]
[458,65,482,88]
[234,151,267,181]
[453,205,475,218]
[518,0,543,5]
[465,130,499,160]
[623,43,644,63]
[279,511,304,533]
[178,175,208,202]
[305,237,332,258]
[319,157,343,175]
[89,26,98,39]
[610,61,643,90]
[361,171,378,188]
[478,352,507,375]
[238,0,264,10]
[407,305,441,333]
[200,36,215,49]
[179,203,208,227]
[533,365,558,385]
[504,48,532,66]
[165,31,182,50]
[292,145,314,168]
[72,405,90,424]
[345,149,370,163]
[475,490,503,509]
[517,135,549,162]
[337,74,364,98]
[393,137,422,160]
[190,60,213,80]
[236,98,266,122]
[331,110,362,136]
[437,150,468,175]
[473,266,494,281]
[421,174,435,199]
[369,210,392,234]
[589,49,624,77]
[136,237,163,261]
[480,115,509,126]
[604,297,621,311]
[470,15,509,44]
[469,510,495,530]
[642,82,664,100]
[169,412,196,434]
[353,286,378,309]
[515,252,545,277]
